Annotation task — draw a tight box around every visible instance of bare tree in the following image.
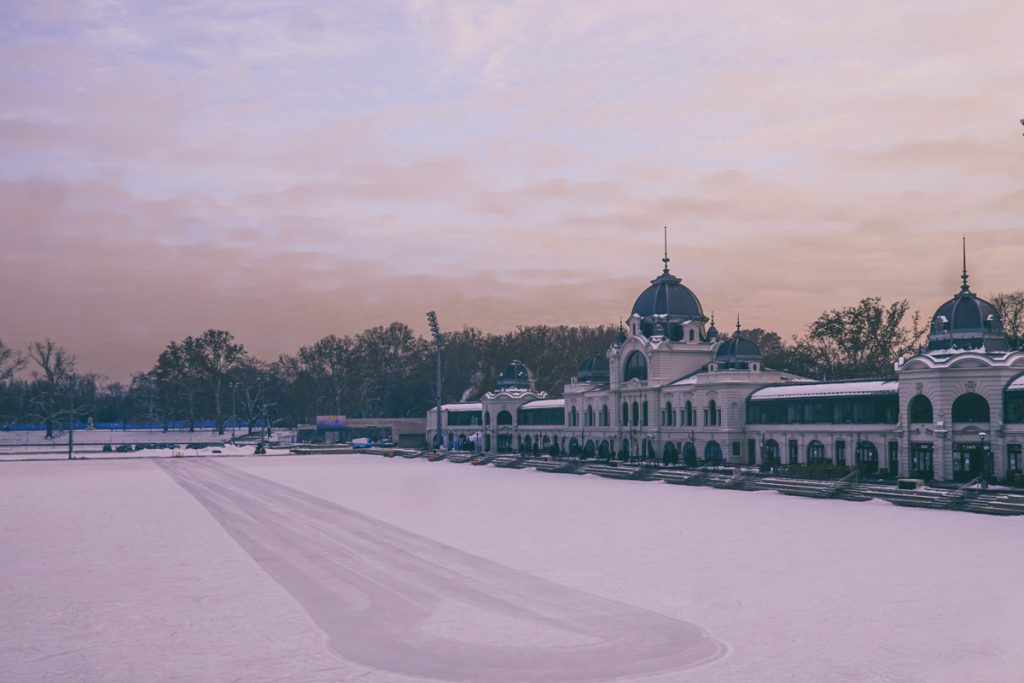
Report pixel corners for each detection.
[231,357,270,434]
[152,339,203,432]
[27,339,77,438]
[991,291,1024,348]
[795,298,925,379]
[192,330,247,434]
[297,335,354,416]
[0,339,25,383]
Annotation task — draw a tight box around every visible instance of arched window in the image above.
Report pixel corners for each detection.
[688,329,695,342]
[708,400,718,426]
[704,440,723,462]
[623,352,648,381]
[496,410,513,425]
[908,395,933,423]
[664,402,673,426]
[642,401,649,426]
[601,404,609,426]
[685,400,693,426]
[683,441,697,466]
[622,402,629,426]
[952,393,990,423]
[807,440,826,464]
[855,441,879,472]
[484,411,491,425]
[586,405,594,427]
[632,401,640,425]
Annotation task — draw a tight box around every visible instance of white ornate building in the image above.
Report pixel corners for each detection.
[428,250,1024,483]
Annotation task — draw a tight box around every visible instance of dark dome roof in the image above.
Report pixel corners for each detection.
[927,271,1008,352]
[496,360,532,390]
[631,267,705,321]
[716,335,762,362]
[614,329,627,346]
[707,315,720,340]
[577,354,609,383]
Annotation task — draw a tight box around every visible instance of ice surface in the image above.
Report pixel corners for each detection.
[2,454,1022,682]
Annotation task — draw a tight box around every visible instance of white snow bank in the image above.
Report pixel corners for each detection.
[520,398,566,409]
[749,380,898,400]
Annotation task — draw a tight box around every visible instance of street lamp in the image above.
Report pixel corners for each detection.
[426,311,443,450]
[230,382,237,441]
[979,431,991,488]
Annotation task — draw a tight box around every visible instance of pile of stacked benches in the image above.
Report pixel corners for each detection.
[523,458,584,474]
[581,463,652,480]
[492,454,527,468]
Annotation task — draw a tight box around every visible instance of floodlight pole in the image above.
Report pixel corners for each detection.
[67,375,76,460]
[427,311,443,450]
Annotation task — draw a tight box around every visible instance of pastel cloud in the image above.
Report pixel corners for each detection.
[1,0,1022,380]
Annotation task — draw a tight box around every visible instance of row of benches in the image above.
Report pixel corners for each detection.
[421,452,1024,516]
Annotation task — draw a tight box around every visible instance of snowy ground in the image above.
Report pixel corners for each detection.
[2,454,1021,682]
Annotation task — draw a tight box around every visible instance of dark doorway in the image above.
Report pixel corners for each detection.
[953,443,989,482]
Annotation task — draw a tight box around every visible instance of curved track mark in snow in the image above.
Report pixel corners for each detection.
[157,458,725,681]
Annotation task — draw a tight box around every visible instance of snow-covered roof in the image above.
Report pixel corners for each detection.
[749,380,898,401]
[1008,376,1024,392]
[519,398,566,410]
[442,402,483,412]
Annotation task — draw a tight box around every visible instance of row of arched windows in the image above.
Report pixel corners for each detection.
[620,401,651,427]
[499,390,1007,432]
[909,393,991,424]
[664,400,721,427]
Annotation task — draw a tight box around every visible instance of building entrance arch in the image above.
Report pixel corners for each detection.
[704,440,723,464]
[663,440,678,465]
[855,441,878,474]
[953,442,991,482]
[682,441,697,466]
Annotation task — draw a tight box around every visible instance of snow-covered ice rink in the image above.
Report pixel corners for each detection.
[2,454,1021,682]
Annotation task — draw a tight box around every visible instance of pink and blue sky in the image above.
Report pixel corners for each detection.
[1,1,1022,380]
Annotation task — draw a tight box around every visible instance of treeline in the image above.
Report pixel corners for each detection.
[1,293,1021,436]
[0,324,619,436]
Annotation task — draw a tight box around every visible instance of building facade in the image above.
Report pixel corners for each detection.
[427,251,1024,483]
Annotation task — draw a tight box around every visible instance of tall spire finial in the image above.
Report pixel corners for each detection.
[961,234,970,292]
[662,226,670,274]
[736,313,742,334]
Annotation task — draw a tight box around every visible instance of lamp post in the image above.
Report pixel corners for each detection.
[230,382,237,441]
[66,374,77,460]
[979,431,990,488]
[426,311,443,450]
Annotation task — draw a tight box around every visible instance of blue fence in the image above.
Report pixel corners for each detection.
[1,419,257,432]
